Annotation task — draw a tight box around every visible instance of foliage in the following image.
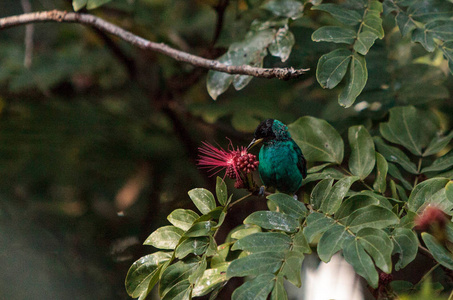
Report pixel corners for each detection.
[127,105,453,299]
[1,0,453,299]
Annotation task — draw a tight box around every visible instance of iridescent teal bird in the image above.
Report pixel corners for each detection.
[247,119,307,195]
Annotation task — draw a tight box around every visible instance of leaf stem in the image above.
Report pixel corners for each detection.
[228,193,253,210]
[340,166,374,191]
[413,157,423,187]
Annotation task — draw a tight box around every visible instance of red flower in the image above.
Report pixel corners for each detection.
[197,140,259,185]
[414,206,448,232]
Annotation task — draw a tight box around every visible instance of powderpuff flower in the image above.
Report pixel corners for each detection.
[197,140,259,185]
[414,206,448,232]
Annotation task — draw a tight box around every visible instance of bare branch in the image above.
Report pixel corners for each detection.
[0,10,309,80]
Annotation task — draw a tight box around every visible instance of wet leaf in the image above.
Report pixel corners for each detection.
[335,194,380,221]
[216,177,228,206]
[144,226,184,249]
[167,209,199,231]
[321,176,360,214]
[125,252,172,297]
[175,237,210,259]
[262,0,304,19]
[310,179,334,210]
[244,211,299,232]
[373,137,418,174]
[303,212,336,242]
[188,188,216,215]
[192,264,229,297]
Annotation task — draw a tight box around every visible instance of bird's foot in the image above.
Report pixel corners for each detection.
[293,194,298,201]
[257,186,266,197]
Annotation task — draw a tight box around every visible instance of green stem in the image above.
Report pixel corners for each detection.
[414,157,423,187]
[340,166,374,191]
[228,192,253,210]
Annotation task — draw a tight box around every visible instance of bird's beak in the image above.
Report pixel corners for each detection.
[247,138,263,150]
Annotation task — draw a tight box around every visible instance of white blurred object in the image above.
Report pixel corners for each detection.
[286,253,364,300]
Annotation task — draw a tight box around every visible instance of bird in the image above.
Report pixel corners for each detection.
[247,119,307,195]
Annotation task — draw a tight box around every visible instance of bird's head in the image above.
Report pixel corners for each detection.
[247,119,290,150]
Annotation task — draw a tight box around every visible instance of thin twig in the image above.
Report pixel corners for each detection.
[20,0,34,68]
[0,10,309,80]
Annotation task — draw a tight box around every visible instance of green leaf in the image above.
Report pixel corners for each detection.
[422,233,453,269]
[321,176,360,215]
[348,126,375,179]
[346,205,399,233]
[338,52,367,108]
[271,275,288,300]
[412,28,436,52]
[267,193,307,219]
[427,20,453,41]
[231,232,291,253]
[144,226,184,249]
[387,164,413,190]
[407,178,450,212]
[125,252,172,297]
[86,0,111,9]
[269,27,295,62]
[281,251,304,287]
[161,280,191,300]
[230,225,262,240]
[361,1,384,39]
[160,261,198,298]
[373,137,418,174]
[216,177,228,206]
[207,69,233,100]
[262,0,304,19]
[343,239,379,288]
[227,252,285,278]
[373,152,388,193]
[303,212,336,242]
[303,168,347,184]
[446,181,453,204]
[289,116,344,164]
[312,4,362,25]
[357,228,393,273]
[318,225,353,262]
[353,31,379,55]
[379,106,440,156]
[316,49,352,89]
[244,211,299,233]
[391,228,418,271]
[292,229,311,254]
[72,0,88,11]
[188,188,216,215]
[312,26,357,44]
[408,0,453,23]
[192,264,229,297]
[396,11,416,36]
[423,131,453,157]
[422,150,453,173]
[184,221,215,237]
[175,237,209,259]
[310,179,334,210]
[335,194,380,221]
[168,209,199,231]
[231,273,276,300]
[189,258,207,284]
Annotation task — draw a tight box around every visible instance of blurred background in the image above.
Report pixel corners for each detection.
[1,0,452,299]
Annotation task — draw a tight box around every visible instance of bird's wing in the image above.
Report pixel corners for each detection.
[293,141,307,178]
